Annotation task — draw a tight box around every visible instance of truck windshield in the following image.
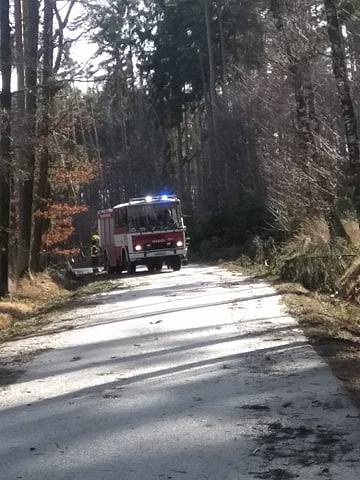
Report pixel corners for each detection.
[128,203,182,232]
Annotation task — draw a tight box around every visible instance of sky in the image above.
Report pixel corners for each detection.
[4,1,99,92]
[64,1,100,90]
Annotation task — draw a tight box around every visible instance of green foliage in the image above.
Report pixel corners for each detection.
[147,0,208,125]
[147,0,264,125]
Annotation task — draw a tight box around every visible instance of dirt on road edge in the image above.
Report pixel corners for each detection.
[276,281,360,410]
[224,262,360,410]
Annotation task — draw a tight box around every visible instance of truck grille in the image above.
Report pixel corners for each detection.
[144,241,174,251]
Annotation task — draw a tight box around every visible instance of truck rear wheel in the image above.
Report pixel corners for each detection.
[127,262,136,274]
[104,254,117,274]
[118,252,128,274]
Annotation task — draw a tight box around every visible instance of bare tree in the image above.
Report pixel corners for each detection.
[0,0,11,295]
[18,0,40,275]
[324,0,360,207]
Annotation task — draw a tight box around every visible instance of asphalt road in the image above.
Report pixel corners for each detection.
[0,265,359,480]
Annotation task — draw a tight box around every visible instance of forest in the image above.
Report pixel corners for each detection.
[1,0,360,297]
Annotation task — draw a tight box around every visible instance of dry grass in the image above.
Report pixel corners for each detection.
[0,273,68,341]
[295,215,331,245]
[0,314,12,330]
[338,258,360,304]
[0,272,136,343]
[0,300,34,319]
[341,217,360,247]
[16,272,64,302]
[276,282,360,342]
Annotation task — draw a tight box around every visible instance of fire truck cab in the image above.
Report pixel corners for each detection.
[98,195,187,274]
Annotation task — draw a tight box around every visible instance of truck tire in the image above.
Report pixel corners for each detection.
[104,253,110,274]
[127,262,136,274]
[118,252,127,274]
[171,256,182,271]
[105,255,117,274]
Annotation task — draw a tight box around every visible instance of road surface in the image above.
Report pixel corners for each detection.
[0,265,359,480]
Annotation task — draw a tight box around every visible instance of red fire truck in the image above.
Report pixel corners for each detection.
[98,195,187,274]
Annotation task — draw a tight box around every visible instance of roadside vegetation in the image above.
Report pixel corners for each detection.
[0,272,69,341]
[0,271,132,343]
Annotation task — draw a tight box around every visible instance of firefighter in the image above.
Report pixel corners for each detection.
[91,235,100,273]
[159,209,175,229]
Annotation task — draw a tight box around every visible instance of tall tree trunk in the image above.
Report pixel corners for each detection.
[324,0,360,206]
[204,0,221,209]
[18,0,39,275]
[15,0,25,111]
[271,0,321,210]
[204,0,216,111]
[9,0,26,291]
[176,123,185,200]
[0,0,11,296]
[30,0,53,272]
[218,5,227,92]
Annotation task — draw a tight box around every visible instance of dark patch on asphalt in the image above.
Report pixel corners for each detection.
[70,356,82,362]
[222,364,232,369]
[192,396,203,402]
[241,404,270,411]
[257,421,352,468]
[75,300,101,308]
[250,469,299,479]
[102,386,125,399]
[1,348,54,387]
[268,422,314,438]
[0,367,25,386]
[219,281,249,288]
[103,392,122,399]
[242,353,278,375]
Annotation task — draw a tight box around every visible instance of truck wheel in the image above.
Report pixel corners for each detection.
[171,257,182,271]
[104,254,111,274]
[127,262,136,274]
[104,257,117,275]
[155,261,163,272]
[118,253,127,274]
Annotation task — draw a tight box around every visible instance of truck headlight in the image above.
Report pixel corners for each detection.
[135,245,142,251]
[176,241,184,247]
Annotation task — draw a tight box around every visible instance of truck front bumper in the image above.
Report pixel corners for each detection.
[129,249,186,261]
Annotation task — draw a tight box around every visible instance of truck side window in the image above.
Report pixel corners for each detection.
[116,210,123,227]
[116,209,128,228]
